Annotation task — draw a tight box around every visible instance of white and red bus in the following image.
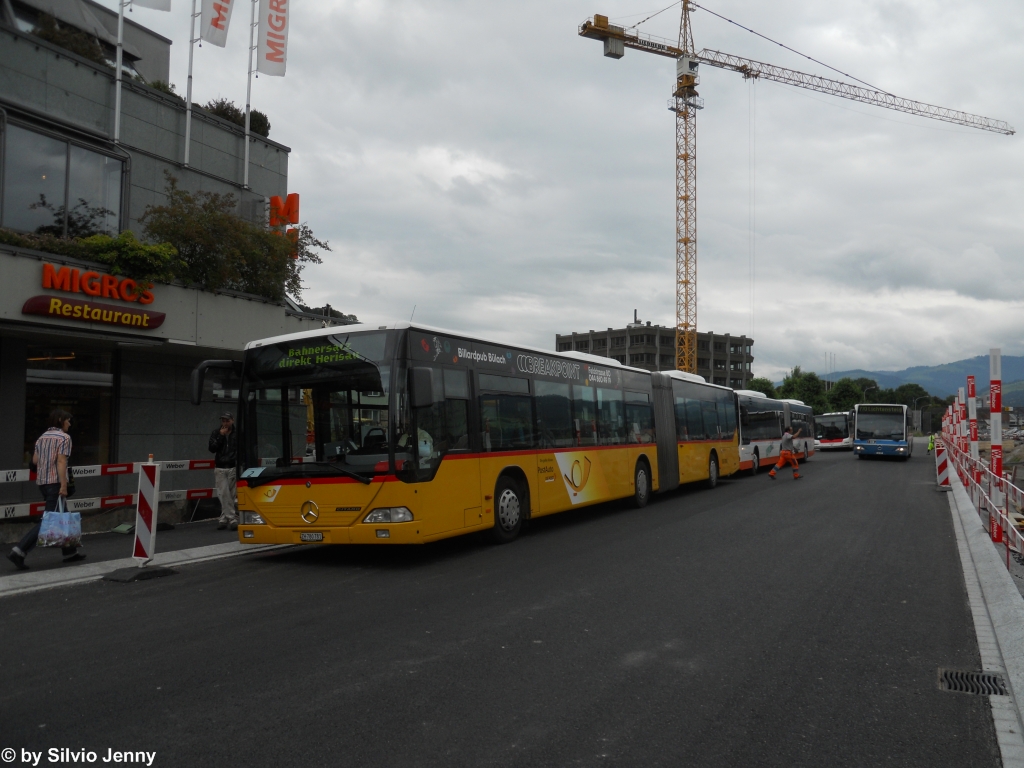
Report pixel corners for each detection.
[815,411,854,451]
[736,391,816,474]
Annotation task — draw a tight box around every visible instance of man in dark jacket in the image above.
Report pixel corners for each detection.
[209,412,238,530]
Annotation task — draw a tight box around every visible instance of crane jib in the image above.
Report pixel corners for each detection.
[696,49,1014,136]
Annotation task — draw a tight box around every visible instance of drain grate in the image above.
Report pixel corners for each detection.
[939,669,1008,696]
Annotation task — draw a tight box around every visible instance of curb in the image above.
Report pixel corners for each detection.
[0,541,293,599]
[949,479,1024,766]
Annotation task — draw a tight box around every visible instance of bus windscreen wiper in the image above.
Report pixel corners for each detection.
[300,462,372,485]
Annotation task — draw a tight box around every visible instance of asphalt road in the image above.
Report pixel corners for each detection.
[0,442,1000,767]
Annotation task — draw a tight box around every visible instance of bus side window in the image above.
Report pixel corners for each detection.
[624,391,655,444]
[478,374,533,452]
[675,397,690,441]
[739,405,750,444]
[573,385,597,446]
[716,391,736,439]
[443,368,470,451]
[535,381,574,448]
[597,387,626,445]
[686,399,704,440]
[701,399,720,440]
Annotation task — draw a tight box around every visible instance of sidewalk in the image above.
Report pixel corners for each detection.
[1,518,237,578]
[0,520,290,598]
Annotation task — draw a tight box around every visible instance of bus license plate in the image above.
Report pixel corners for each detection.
[300,532,323,542]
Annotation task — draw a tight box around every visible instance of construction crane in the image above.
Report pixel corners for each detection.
[579,4,1014,373]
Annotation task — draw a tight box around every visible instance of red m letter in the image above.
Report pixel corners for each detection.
[269,193,299,226]
[42,264,72,291]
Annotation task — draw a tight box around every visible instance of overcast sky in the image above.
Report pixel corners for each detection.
[109,0,1024,380]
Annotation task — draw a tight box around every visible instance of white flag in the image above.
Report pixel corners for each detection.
[133,0,171,10]
[200,0,235,47]
[256,0,289,77]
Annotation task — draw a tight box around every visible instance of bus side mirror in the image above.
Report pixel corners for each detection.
[191,360,242,406]
[410,367,435,409]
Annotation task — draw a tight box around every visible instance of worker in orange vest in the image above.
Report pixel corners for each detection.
[769,425,803,480]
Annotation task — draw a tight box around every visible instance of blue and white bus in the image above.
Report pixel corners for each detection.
[853,404,913,459]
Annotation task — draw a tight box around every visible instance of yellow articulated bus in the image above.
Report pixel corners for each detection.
[191,324,740,546]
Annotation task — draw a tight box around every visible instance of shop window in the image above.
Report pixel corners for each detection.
[23,347,113,468]
[2,124,123,237]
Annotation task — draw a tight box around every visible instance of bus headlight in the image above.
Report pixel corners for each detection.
[241,511,265,525]
[364,507,414,523]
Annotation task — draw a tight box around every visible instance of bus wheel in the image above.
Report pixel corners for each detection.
[490,477,524,544]
[707,453,720,489]
[633,460,650,508]
[750,449,760,477]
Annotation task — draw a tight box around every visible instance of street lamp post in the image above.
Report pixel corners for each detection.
[863,386,876,402]
[912,395,930,434]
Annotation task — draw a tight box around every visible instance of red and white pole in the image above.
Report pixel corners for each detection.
[133,455,161,566]
[991,349,1003,496]
[968,375,979,461]
[967,376,980,497]
[958,387,968,453]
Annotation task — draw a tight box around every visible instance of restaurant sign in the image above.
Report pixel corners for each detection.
[21,264,166,330]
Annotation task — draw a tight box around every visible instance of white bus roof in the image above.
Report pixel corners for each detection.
[735,389,767,398]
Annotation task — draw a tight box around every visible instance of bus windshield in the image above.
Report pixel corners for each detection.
[856,410,905,441]
[239,332,393,485]
[816,415,849,440]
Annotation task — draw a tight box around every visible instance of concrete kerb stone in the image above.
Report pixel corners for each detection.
[948,478,1024,767]
[0,541,293,599]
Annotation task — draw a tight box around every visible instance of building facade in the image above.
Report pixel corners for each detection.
[0,3,319,541]
[555,315,754,388]
[0,0,289,238]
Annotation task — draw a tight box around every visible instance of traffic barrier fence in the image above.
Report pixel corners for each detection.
[944,438,1024,571]
[0,458,216,521]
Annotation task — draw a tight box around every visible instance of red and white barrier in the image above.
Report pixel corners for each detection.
[0,458,215,485]
[0,488,214,521]
[133,461,161,564]
[935,441,950,489]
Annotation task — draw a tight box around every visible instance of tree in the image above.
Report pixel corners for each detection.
[747,377,776,398]
[777,366,829,413]
[140,174,327,300]
[826,378,862,412]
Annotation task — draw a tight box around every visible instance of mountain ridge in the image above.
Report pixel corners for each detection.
[800,355,1024,401]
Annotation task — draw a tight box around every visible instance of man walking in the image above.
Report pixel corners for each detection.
[769,424,803,481]
[209,412,238,530]
[8,409,84,569]
[927,433,935,454]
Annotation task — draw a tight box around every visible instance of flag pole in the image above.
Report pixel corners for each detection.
[184,0,199,166]
[114,0,127,142]
[243,0,256,189]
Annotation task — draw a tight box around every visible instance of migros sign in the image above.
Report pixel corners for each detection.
[21,264,166,330]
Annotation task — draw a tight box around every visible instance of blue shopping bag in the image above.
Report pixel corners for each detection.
[37,498,82,548]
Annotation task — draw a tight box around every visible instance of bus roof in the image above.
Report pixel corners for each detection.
[735,389,767,398]
[243,322,656,375]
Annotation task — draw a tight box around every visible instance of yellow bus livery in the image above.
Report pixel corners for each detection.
[191,323,741,545]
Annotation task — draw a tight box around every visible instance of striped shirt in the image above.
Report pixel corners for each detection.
[35,428,72,486]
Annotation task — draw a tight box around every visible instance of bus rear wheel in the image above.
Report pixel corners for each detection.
[633,460,651,508]
[707,453,720,489]
[490,476,524,544]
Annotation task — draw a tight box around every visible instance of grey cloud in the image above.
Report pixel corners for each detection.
[108,0,1024,379]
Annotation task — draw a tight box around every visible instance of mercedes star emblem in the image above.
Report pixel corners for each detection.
[300,500,319,524]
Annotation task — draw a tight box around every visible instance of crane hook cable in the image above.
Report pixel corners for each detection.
[687,1,893,95]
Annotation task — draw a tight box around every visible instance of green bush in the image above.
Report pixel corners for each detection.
[149,81,184,101]
[0,228,178,297]
[0,176,328,302]
[33,14,108,68]
[202,98,271,137]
